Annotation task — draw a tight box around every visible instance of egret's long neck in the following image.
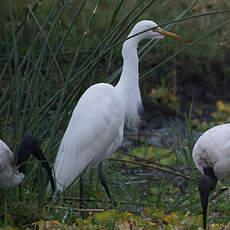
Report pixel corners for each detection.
[115,37,142,120]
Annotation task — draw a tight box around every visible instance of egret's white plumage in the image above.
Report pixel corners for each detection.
[0,140,24,188]
[55,84,125,190]
[54,20,180,191]
[193,123,230,229]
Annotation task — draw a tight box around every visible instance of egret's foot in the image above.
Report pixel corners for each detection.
[48,192,54,202]
[99,162,115,205]
[109,197,117,207]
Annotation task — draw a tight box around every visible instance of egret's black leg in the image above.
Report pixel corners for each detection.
[80,175,88,218]
[99,162,115,205]
[80,175,84,210]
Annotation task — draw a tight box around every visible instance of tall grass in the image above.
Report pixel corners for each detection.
[0,0,230,227]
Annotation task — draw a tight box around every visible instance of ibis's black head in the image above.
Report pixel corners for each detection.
[16,135,40,173]
[16,135,56,193]
[198,167,218,230]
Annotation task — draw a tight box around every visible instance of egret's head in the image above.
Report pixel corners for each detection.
[129,20,180,42]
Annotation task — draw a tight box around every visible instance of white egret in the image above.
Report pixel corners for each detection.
[193,123,230,229]
[0,135,55,193]
[54,20,180,200]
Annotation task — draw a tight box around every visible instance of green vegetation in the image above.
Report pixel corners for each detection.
[0,0,230,229]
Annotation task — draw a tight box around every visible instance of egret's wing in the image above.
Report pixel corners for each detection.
[54,83,125,191]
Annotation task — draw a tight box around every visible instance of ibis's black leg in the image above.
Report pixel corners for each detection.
[99,162,115,205]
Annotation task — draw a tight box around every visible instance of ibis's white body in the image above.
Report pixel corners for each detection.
[193,123,230,181]
[54,20,166,191]
[0,140,24,188]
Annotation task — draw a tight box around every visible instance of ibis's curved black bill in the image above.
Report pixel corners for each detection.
[198,167,217,229]
[17,135,56,193]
